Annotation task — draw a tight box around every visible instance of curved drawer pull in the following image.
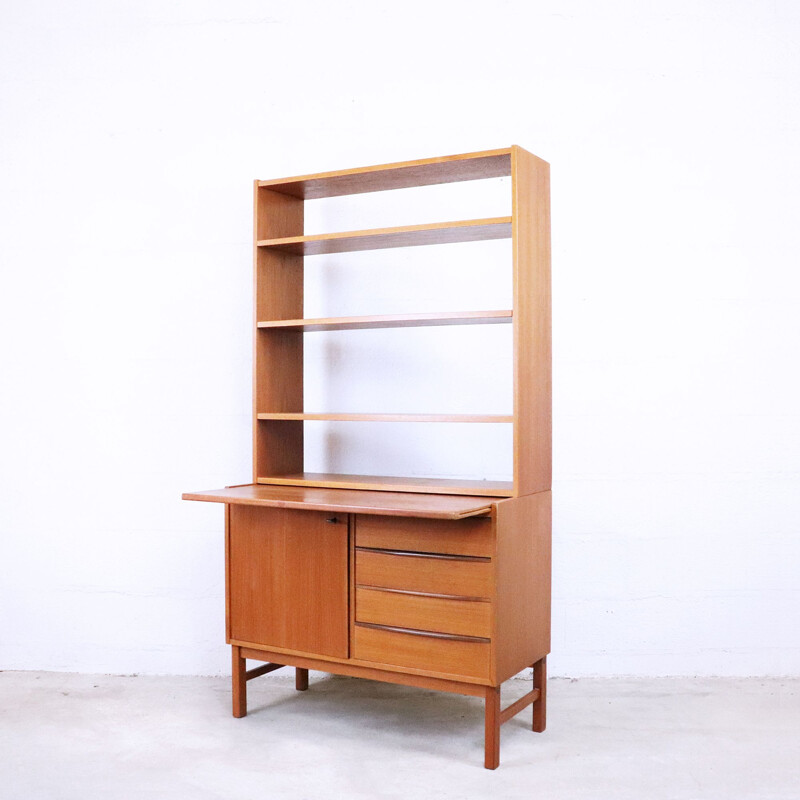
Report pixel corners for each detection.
[356,621,490,644]
[355,546,490,563]
[357,584,490,603]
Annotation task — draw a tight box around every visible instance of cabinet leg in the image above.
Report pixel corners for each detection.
[295,667,309,691]
[232,645,247,718]
[484,685,501,770]
[533,656,547,732]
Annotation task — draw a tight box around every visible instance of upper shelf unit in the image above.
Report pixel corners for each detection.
[253,146,551,498]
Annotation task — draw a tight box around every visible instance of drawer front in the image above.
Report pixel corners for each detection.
[356,514,493,558]
[356,548,492,598]
[356,586,492,639]
[354,623,490,679]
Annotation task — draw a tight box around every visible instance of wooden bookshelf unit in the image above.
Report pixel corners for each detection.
[183,146,551,769]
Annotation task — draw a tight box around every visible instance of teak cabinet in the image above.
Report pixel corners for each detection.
[184,147,551,769]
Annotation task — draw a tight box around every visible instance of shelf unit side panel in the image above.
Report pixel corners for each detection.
[253,184,305,482]
[255,184,304,239]
[255,250,304,322]
[511,147,552,496]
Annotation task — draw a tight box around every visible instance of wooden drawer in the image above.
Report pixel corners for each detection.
[356,586,492,639]
[356,548,492,599]
[356,514,493,558]
[354,623,490,679]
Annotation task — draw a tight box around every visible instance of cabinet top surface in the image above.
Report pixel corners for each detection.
[182,484,498,519]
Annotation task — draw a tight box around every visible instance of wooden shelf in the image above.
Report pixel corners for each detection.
[254,474,514,498]
[181,483,501,519]
[256,218,512,256]
[257,311,512,332]
[257,148,512,199]
[257,413,513,423]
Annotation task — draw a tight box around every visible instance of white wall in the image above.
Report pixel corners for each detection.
[1,0,799,677]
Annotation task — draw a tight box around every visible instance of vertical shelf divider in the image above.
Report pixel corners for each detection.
[253,184,305,483]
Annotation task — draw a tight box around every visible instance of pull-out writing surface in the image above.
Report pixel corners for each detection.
[182,483,496,519]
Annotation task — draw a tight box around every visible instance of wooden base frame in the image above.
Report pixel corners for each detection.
[231,645,547,769]
[231,645,309,718]
[484,655,547,769]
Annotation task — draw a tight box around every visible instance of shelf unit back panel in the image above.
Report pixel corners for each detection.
[253,147,550,497]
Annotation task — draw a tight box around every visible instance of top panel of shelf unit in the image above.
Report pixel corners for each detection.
[182,484,500,519]
[257,148,513,199]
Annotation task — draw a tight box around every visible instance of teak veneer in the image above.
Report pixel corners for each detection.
[257,217,512,255]
[256,413,513,423]
[253,472,515,497]
[184,146,551,769]
[256,310,513,331]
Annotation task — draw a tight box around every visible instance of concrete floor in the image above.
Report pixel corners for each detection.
[0,672,797,799]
